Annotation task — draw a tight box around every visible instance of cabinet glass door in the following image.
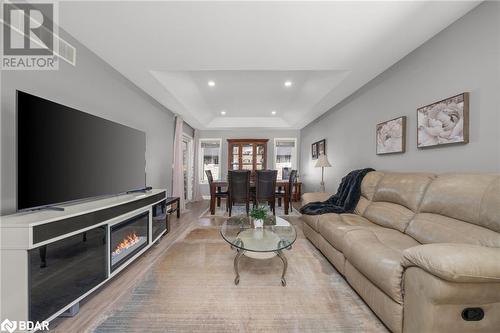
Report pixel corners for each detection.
[230,144,240,170]
[227,139,268,174]
[241,144,253,169]
[256,144,265,170]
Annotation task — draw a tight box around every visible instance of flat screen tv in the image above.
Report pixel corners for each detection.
[17,91,146,211]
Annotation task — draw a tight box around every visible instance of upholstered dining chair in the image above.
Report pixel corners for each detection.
[227,170,251,216]
[255,170,278,215]
[206,170,228,212]
[276,169,297,212]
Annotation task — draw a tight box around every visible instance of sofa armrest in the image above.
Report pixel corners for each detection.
[403,243,500,283]
[301,192,331,206]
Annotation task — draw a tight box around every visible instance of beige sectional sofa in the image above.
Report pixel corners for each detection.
[301,172,500,333]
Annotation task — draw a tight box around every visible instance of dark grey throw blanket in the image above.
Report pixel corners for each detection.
[300,168,375,215]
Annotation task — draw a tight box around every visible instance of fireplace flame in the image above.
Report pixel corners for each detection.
[112,232,140,256]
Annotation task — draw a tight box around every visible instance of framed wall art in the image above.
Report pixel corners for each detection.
[311,139,326,160]
[311,142,318,159]
[376,116,406,155]
[317,139,326,156]
[417,93,469,148]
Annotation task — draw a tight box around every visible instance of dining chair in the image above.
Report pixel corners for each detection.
[206,170,228,212]
[227,170,251,216]
[276,169,297,212]
[255,170,278,215]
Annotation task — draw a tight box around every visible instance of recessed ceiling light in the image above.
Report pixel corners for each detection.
[271,110,277,115]
[284,81,292,87]
[220,110,226,115]
[208,80,215,87]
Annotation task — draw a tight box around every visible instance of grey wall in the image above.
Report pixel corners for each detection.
[1,30,175,215]
[300,2,500,193]
[198,129,300,196]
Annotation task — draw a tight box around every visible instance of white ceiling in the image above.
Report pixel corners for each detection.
[59,1,480,130]
[150,70,350,128]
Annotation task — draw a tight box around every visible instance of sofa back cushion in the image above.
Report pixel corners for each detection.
[354,171,384,215]
[405,174,500,246]
[405,213,500,247]
[363,173,435,232]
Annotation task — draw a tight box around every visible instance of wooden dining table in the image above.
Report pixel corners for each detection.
[210,180,291,215]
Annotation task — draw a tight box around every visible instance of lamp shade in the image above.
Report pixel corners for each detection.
[315,153,332,168]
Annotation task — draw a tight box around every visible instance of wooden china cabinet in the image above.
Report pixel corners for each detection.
[227,139,268,174]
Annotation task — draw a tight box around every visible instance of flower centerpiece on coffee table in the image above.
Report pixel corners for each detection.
[250,205,268,228]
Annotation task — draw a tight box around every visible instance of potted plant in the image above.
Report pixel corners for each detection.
[250,205,268,228]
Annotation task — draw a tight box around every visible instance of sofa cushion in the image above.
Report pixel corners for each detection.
[353,171,384,215]
[362,172,435,232]
[480,176,500,233]
[419,173,500,232]
[363,202,415,232]
[407,173,500,246]
[360,171,385,201]
[302,214,321,232]
[354,196,371,216]
[372,173,435,212]
[402,243,500,283]
[406,213,500,247]
[343,229,420,304]
[302,213,342,233]
[319,214,384,252]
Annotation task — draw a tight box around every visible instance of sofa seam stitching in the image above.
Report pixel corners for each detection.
[477,176,498,231]
[404,176,435,234]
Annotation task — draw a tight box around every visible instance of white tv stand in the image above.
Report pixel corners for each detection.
[0,189,168,332]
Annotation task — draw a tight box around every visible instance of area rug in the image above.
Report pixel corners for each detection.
[93,217,387,332]
[199,203,301,218]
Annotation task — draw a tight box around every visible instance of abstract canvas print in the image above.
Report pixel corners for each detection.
[376,116,406,154]
[417,93,469,148]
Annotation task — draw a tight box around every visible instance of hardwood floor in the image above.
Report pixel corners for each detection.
[48,200,386,332]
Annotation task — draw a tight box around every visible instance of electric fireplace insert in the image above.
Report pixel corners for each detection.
[110,211,149,272]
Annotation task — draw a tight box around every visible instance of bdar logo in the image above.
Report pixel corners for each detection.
[0,319,17,333]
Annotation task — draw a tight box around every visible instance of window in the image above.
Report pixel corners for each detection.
[274,138,297,180]
[199,139,221,183]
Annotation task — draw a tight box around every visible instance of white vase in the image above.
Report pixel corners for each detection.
[254,218,264,228]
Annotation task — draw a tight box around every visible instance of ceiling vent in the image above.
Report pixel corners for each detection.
[54,35,76,66]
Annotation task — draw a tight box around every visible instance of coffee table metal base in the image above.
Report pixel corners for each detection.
[233,249,288,287]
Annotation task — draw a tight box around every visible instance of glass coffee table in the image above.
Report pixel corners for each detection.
[220,215,297,286]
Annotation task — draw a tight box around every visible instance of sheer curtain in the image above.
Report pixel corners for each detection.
[172,116,185,211]
[191,129,203,202]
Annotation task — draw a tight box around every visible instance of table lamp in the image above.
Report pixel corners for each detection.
[315,153,332,192]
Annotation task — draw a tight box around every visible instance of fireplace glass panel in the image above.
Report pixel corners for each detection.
[29,226,107,322]
[152,200,168,241]
[110,212,149,271]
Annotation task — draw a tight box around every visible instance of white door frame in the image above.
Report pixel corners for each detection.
[182,134,194,202]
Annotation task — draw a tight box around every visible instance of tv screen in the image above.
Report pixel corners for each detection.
[17,91,146,210]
